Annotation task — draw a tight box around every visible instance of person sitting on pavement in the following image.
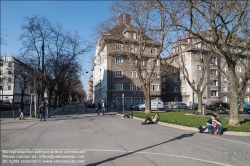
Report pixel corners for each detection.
[198,114,222,135]
[123,111,133,119]
[142,113,159,124]
[243,103,249,114]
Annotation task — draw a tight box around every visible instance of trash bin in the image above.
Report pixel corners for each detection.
[201,106,206,115]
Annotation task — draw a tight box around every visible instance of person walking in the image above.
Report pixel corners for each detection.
[101,100,107,115]
[96,102,101,116]
[39,101,46,121]
[46,102,50,118]
[19,109,24,120]
[243,103,249,114]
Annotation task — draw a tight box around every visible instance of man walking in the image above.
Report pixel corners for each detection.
[101,100,106,115]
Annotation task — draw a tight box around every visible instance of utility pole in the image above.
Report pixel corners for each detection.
[41,40,45,102]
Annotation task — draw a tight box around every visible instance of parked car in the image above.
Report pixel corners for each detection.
[139,101,164,110]
[173,103,187,109]
[130,103,140,110]
[163,102,168,109]
[138,103,146,110]
[207,102,229,111]
[3,100,11,107]
[187,103,207,110]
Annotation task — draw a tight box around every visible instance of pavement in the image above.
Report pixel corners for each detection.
[1,105,250,136]
[1,104,250,166]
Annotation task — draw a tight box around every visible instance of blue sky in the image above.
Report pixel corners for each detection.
[1,1,113,91]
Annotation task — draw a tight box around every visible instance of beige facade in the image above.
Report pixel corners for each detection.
[163,32,250,105]
[92,14,162,108]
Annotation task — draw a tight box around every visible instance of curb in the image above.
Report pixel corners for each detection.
[117,113,250,137]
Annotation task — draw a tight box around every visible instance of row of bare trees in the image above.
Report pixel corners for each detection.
[14,15,90,111]
[95,0,250,125]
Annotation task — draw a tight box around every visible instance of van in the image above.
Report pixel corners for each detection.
[140,100,164,110]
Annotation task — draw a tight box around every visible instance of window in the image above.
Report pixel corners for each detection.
[152,59,159,66]
[151,48,157,55]
[174,87,178,92]
[115,57,123,64]
[140,85,143,90]
[115,43,123,51]
[222,76,227,82]
[197,76,201,81]
[130,71,137,78]
[130,45,137,52]
[8,63,12,67]
[180,87,186,92]
[153,72,159,78]
[130,58,137,65]
[211,90,217,96]
[181,54,185,60]
[245,96,249,103]
[197,65,201,70]
[140,60,145,65]
[174,77,178,82]
[152,85,159,91]
[173,67,178,73]
[8,86,11,90]
[8,78,11,82]
[196,54,200,59]
[115,84,123,90]
[8,71,12,75]
[180,76,185,82]
[210,69,217,76]
[130,84,137,91]
[141,71,145,78]
[237,67,241,73]
[211,80,217,86]
[247,87,250,92]
[223,66,227,71]
[115,71,123,77]
[222,87,227,92]
[210,57,217,65]
[174,97,178,101]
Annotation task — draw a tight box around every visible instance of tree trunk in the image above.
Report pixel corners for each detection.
[229,68,240,125]
[197,91,202,114]
[21,91,24,111]
[144,84,151,113]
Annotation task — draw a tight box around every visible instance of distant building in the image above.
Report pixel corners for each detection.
[163,32,250,105]
[92,14,162,108]
[0,55,34,104]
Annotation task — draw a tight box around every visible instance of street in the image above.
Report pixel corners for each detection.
[1,104,250,166]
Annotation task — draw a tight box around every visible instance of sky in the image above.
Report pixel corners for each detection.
[1,0,114,91]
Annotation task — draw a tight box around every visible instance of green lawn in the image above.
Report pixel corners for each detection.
[130,111,250,132]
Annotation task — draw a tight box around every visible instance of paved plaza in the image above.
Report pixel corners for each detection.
[1,104,250,166]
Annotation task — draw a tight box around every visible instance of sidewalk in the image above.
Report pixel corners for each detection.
[117,113,250,137]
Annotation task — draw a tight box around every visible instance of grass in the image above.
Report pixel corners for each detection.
[128,111,250,132]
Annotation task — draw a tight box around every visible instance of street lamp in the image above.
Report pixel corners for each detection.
[192,80,196,114]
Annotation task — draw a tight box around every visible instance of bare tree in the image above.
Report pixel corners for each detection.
[166,0,250,125]
[94,0,173,113]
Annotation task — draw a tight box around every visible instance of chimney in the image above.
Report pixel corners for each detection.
[119,13,123,26]
[184,33,190,39]
[125,14,130,25]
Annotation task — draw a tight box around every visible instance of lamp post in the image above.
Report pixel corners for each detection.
[192,80,195,114]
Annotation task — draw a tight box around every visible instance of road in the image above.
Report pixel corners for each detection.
[1,104,249,166]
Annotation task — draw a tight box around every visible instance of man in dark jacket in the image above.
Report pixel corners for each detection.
[39,101,46,121]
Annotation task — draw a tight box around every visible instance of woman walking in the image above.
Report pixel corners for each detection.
[39,101,46,121]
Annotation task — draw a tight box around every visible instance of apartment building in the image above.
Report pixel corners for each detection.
[163,32,250,105]
[92,14,162,108]
[0,55,34,103]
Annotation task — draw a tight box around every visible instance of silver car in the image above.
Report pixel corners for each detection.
[173,103,187,109]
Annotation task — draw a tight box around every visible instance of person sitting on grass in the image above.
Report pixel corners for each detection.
[198,114,222,135]
[142,113,159,124]
[123,110,133,119]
